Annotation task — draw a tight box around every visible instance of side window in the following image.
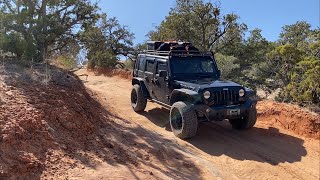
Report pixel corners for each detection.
[156,61,167,74]
[138,57,145,71]
[145,60,154,72]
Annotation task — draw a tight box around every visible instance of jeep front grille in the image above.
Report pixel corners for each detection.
[212,89,239,106]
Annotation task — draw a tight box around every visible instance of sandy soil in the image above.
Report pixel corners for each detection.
[74,68,320,180]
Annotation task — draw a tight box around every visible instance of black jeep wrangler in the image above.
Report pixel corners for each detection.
[131,41,257,139]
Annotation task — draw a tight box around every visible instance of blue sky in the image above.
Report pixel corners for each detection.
[99,0,320,45]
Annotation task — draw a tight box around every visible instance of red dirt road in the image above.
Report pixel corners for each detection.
[75,69,320,180]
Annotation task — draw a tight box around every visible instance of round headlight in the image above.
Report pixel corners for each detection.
[203,91,211,99]
[239,89,245,97]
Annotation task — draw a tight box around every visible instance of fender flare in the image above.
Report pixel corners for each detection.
[169,89,201,105]
[132,77,150,97]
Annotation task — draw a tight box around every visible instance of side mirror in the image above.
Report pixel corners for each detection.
[159,70,168,77]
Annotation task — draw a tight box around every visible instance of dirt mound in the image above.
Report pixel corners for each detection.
[0,64,115,178]
[257,100,320,139]
[0,63,201,179]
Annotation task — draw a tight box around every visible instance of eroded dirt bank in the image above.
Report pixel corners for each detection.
[257,100,319,139]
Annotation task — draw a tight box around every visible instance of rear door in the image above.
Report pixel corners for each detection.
[151,60,169,104]
[144,58,155,98]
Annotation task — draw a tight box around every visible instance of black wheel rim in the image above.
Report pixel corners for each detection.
[131,90,137,106]
[171,108,183,130]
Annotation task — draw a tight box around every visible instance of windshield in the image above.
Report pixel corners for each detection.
[170,56,218,79]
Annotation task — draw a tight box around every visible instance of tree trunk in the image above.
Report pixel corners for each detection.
[38,44,47,62]
[38,0,48,62]
[201,24,206,51]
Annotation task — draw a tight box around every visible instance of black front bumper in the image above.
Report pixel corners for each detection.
[194,99,257,121]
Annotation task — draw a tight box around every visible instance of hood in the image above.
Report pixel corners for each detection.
[175,79,243,91]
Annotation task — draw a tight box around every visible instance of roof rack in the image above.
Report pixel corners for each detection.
[144,50,213,57]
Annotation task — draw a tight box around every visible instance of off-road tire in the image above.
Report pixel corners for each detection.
[170,101,198,139]
[131,84,147,112]
[229,108,257,130]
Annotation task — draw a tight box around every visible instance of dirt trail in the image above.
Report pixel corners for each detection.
[75,68,320,180]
